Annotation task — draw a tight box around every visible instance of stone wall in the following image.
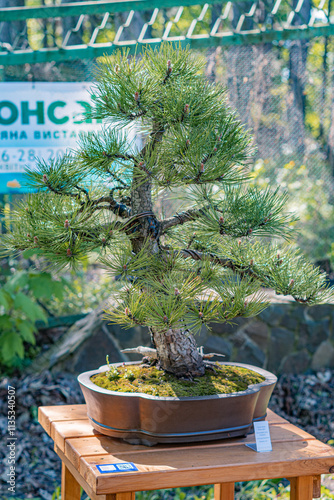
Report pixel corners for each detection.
[111,302,334,374]
[46,302,334,374]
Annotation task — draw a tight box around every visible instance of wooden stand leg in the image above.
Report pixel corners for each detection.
[290,476,314,500]
[61,463,81,500]
[106,494,135,500]
[214,483,234,500]
[313,475,321,498]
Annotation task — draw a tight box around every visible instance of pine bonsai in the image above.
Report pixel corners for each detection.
[2,44,333,378]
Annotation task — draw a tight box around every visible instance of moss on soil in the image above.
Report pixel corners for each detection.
[90,364,265,397]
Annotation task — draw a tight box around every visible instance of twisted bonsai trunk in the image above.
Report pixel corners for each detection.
[130,150,205,378]
[151,327,205,377]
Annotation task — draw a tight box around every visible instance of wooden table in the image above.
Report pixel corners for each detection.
[38,404,334,500]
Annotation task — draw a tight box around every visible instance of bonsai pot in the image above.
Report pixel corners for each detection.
[78,361,277,446]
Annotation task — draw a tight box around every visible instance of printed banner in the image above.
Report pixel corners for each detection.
[0,82,103,194]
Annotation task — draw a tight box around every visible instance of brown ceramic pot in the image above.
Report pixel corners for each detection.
[78,361,277,446]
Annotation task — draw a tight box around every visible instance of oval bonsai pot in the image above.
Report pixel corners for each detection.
[78,361,277,446]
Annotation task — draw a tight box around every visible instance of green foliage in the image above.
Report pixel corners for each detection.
[179,184,298,239]
[1,192,126,271]
[49,484,89,500]
[46,268,114,315]
[90,45,207,126]
[250,157,334,268]
[103,245,269,333]
[0,269,70,370]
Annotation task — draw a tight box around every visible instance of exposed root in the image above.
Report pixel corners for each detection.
[204,362,222,373]
[121,346,157,359]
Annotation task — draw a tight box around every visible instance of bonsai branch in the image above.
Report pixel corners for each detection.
[43,180,84,201]
[160,208,206,233]
[75,184,90,201]
[80,196,132,218]
[104,152,134,162]
[106,169,131,190]
[178,248,316,305]
[110,185,130,198]
[178,247,261,279]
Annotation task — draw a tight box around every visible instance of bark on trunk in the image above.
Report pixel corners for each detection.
[151,327,205,378]
[130,177,159,253]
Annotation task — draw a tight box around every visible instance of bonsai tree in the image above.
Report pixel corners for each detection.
[2,44,333,378]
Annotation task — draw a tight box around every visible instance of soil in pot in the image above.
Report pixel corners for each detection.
[90,364,265,397]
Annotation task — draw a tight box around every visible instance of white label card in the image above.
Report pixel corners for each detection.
[246,421,272,453]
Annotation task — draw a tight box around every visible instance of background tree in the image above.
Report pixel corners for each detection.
[1,44,333,378]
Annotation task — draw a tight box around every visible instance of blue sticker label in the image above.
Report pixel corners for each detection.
[96,462,138,473]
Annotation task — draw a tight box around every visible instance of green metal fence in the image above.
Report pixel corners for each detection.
[0,0,333,65]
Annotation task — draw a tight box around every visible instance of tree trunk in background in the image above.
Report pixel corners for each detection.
[224,2,278,160]
[325,3,334,175]
[205,4,223,83]
[327,80,334,176]
[319,36,329,146]
[114,9,154,42]
[61,0,84,46]
[288,0,311,158]
[247,43,278,160]
[0,0,25,81]
[0,0,25,47]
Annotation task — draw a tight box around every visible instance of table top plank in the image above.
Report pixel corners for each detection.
[64,423,316,470]
[78,440,334,494]
[266,409,289,425]
[66,436,150,470]
[51,420,103,451]
[39,405,87,435]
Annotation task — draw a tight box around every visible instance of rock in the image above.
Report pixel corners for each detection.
[70,325,126,372]
[259,305,286,326]
[111,323,149,348]
[204,336,233,360]
[208,317,245,336]
[196,325,210,346]
[234,337,266,368]
[298,319,330,354]
[311,341,334,371]
[230,329,248,348]
[279,313,298,332]
[243,320,269,350]
[110,324,151,361]
[26,301,110,374]
[289,303,308,322]
[307,304,333,321]
[279,350,311,374]
[267,327,295,372]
